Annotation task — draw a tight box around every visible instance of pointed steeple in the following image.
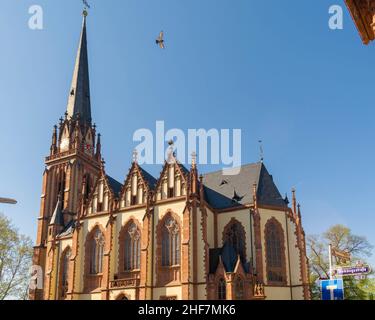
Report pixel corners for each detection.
[50,195,64,227]
[66,12,92,125]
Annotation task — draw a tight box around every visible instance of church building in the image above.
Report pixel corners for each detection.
[30,11,310,301]
[345,0,375,44]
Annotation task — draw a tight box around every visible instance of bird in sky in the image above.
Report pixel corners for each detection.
[156,31,165,49]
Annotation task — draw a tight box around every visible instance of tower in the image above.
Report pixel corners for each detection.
[345,0,375,44]
[31,11,101,300]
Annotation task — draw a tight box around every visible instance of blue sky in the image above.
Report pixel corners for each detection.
[0,0,374,265]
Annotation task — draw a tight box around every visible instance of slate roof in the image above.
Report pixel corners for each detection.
[209,243,250,274]
[66,15,92,124]
[139,167,158,190]
[203,162,287,210]
[58,220,75,238]
[106,175,123,196]
[49,197,64,226]
[178,163,190,176]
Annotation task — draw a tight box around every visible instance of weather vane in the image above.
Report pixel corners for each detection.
[82,0,91,16]
[83,0,91,9]
[258,140,264,163]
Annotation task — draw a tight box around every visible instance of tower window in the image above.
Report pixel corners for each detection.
[85,174,91,201]
[57,171,66,208]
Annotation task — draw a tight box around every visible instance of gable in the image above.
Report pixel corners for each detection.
[87,172,122,214]
[155,160,189,201]
[119,163,155,208]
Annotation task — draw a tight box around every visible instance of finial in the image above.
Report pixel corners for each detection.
[191,151,197,167]
[132,149,138,164]
[167,140,175,163]
[82,0,90,17]
[284,193,289,205]
[292,188,297,215]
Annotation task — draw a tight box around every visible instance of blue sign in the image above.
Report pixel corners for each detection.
[321,279,344,300]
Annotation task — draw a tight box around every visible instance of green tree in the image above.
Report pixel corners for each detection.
[307,224,374,300]
[0,212,33,300]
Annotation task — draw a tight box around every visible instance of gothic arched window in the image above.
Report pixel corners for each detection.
[84,173,91,201]
[218,278,226,300]
[116,294,129,300]
[223,220,246,261]
[124,222,141,271]
[90,229,105,274]
[265,219,286,284]
[234,276,244,300]
[162,217,180,266]
[60,248,71,299]
[57,171,66,208]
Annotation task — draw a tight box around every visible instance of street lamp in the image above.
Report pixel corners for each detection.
[0,197,17,205]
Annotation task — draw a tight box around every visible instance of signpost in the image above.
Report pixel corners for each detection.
[321,279,344,301]
[334,265,371,277]
[321,245,371,300]
[331,248,351,263]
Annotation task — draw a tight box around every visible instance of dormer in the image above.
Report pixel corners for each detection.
[86,170,122,215]
[119,162,157,209]
[155,159,189,201]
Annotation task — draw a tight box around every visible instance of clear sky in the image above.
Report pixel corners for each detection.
[0,0,374,265]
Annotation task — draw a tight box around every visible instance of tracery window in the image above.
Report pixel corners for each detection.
[218,278,226,300]
[223,220,246,260]
[90,229,105,274]
[265,219,286,284]
[124,222,141,271]
[161,217,180,266]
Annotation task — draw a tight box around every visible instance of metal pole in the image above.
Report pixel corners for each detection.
[328,244,334,300]
[329,244,333,280]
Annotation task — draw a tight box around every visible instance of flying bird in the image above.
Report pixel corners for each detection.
[156,31,165,49]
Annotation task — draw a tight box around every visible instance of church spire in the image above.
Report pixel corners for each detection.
[66,12,91,125]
